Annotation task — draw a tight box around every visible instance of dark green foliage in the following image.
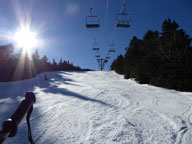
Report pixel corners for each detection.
[111,19,192,92]
[111,54,124,74]
[0,45,84,82]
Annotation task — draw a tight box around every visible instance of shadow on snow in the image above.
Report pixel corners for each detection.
[37,71,113,107]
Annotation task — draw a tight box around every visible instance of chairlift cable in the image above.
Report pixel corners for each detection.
[120,0,126,13]
[102,0,110,56]
[107,23,117,55]
[110,28,117,44]
[109,0,126,48]
[107,0,127,55]
[109,0,130,51]
[103,0,110,39]
[90,0,93,11]
[90,0,94,16]
[104,0,110,28]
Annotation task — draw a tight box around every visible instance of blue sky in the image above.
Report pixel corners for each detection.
[0,0,192,70]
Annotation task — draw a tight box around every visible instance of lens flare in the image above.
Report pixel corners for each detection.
[13,26,38,51]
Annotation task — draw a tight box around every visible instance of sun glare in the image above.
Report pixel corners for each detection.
[14,26,38,51]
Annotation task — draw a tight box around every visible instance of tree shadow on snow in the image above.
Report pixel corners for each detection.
[43,85,112,107]
[36,71,113,107]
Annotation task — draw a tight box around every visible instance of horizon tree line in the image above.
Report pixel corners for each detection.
[0,45,84,82]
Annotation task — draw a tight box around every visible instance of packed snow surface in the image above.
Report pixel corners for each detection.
[0,71,192,144]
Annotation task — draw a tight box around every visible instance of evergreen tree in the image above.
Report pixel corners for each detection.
[0,44,15,81]
[32,49,40,74]
[58,57,63,70]
[32,49,40,60]
[52,58,58,71]
[111,54,124,74]
[111,19,192,91]
[41,55,50,72]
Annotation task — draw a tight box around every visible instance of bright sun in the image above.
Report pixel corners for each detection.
[14,26,38,51]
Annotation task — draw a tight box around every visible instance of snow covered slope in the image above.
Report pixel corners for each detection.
[0,71,192,144]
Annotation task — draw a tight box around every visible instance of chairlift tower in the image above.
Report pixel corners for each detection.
[96,58,108,71]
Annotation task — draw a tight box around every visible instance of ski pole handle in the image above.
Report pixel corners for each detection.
[11,92,36,128]
[0,92,36,143]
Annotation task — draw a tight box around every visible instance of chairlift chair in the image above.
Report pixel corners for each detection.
[92,47,100,51]
[86,16,100,29]
[86,8,100,30]
[95,55,100,58]
[108,42,116,53]
[116,13,131,28]
[92,39,100,51]
[104,59,108,63]
[108,49,116,52]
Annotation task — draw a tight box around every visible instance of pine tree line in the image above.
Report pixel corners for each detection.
[111,19,192,92]
[0,45,83,82]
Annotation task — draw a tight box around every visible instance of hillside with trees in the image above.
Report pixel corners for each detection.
[111,19,192,92]
[0,45,86,82]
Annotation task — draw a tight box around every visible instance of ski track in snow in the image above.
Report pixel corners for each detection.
[0,71,192,144]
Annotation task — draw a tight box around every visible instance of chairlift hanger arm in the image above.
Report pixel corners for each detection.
[121,0,127,13]
[122,3,126,13]
[90,8,93,16]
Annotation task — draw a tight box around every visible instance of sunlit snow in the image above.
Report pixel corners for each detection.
[0,71,192,144]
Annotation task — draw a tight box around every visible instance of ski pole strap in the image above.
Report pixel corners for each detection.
[26,105,34,144]
[0,92,36,144]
